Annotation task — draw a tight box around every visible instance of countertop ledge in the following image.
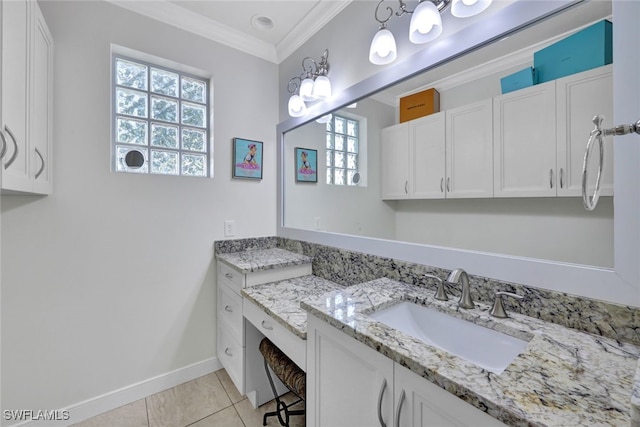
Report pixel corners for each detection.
[300,277,640,427]
[242,275,345,339]
[215,247,312,274]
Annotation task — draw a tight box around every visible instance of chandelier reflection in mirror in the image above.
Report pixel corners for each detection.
[287,49,331,117]
[369,0,492,65]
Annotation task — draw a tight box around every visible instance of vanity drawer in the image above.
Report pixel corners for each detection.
[217,326,245,394]
[217,281,244,344]
[218,262,245,291]
[243,299,306,371]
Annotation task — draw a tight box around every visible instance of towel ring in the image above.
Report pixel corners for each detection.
[582,115,640,211]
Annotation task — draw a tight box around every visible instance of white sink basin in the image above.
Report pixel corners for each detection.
[369,301,529,374]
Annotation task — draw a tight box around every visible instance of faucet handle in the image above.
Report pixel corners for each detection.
[425,274,447,301]
[490,292,524,318]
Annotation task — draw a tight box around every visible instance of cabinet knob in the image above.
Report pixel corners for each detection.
[224,305,233,313]
[261,320,274,331]
[404,181,408,194]
[549,169,554,189]
[440,178,444,192]
[224,348,233,356]
[559,168,564,189]
[446,177,450,192]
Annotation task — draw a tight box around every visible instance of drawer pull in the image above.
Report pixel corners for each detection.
[261,320,274,331]
[224,348,233,356]
[224,305,233,312]
[394,389,406,427]
[225,273,233,279]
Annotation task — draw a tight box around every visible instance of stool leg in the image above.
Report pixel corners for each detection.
[262,359,290,427]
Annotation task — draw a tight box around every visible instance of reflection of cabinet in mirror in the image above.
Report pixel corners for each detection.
[381,65,613,201]
[494,65,613,197]
[381,100,494,201]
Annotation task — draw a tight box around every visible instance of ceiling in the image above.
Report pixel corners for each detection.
[106,0,353,64]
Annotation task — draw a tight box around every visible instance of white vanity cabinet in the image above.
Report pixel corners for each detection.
[556,64,613,196]
[493,80,557,197]
[381,112,446,200]
[307,315,506,427]
[1,0,53,195]
[215,256,311,401]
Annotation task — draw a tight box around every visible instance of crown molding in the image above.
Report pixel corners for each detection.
[275,0,353,63]
[105,0,352,64]
[106,0,279,63]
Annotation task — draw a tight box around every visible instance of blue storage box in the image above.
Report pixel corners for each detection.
[500,67,537,94]
[534,20,612,84]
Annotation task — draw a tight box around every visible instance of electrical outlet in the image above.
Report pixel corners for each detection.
[224,220,236,237]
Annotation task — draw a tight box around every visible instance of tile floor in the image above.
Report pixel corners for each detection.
[71,369,305,427]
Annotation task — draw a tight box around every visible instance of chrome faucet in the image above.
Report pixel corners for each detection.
[446,269,475,309]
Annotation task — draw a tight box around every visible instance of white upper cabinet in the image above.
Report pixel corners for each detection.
[30,4,54,195]
[381,122,410,199]
[1,0,30,193]
[411,112,446,199]
[446,99,493,198]
[1,0,53,195]
[556,64,613,196]
[493,80,557,197]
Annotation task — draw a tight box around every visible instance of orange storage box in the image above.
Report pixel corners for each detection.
[399,88,440,123]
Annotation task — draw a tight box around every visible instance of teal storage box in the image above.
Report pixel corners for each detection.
[500,67,537,94]
[534,20,612,84]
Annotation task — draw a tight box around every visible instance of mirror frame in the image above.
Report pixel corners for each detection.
[277,0,640,307]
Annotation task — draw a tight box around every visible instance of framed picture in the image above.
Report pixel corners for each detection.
[233,138,263,180]
[294,147,317,183]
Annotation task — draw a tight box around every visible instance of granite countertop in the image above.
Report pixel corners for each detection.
[300,278,640,427]
[215,247,312,274]
[241,275,344,339]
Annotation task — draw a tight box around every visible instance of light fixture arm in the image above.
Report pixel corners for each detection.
[374,0,451,27]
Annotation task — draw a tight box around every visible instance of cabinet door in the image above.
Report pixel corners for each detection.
[1,0,31,192]
[411,112,445,199]
[381,122,410,199]
[394,363,506,427]
[556,65,613,197]
[30,3,53,195]
[493,81,557,197]
[446,99,493,198]
[307,315,394,427]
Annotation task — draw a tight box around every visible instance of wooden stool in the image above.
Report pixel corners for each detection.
[258,338,305,426]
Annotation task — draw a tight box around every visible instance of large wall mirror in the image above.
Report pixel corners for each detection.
[277,0,640,307]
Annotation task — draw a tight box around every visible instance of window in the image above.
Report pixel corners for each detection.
[112,54,211,177]
[326,115,359,185]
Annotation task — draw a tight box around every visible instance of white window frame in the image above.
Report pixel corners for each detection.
[111,46,214,177]
[325,112,367,186]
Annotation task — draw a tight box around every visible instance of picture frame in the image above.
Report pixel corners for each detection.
[232,138,263,180]
[294,147,317,183]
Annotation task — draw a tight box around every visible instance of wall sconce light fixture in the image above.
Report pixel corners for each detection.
[287,49,332,117]
[369,0,492,65]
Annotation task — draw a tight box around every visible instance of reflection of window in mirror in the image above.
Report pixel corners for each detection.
[326,113,367,186]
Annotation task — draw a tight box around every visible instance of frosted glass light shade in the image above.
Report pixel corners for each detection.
[316,113,332,124]
[409,1,442,44]
[288,95,307,117]
[451,0,492,18]
[300,77,316,102]
[369,28,397,65]
[313,75,332,100]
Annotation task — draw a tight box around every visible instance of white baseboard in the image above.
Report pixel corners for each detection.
[5,357,222,427]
